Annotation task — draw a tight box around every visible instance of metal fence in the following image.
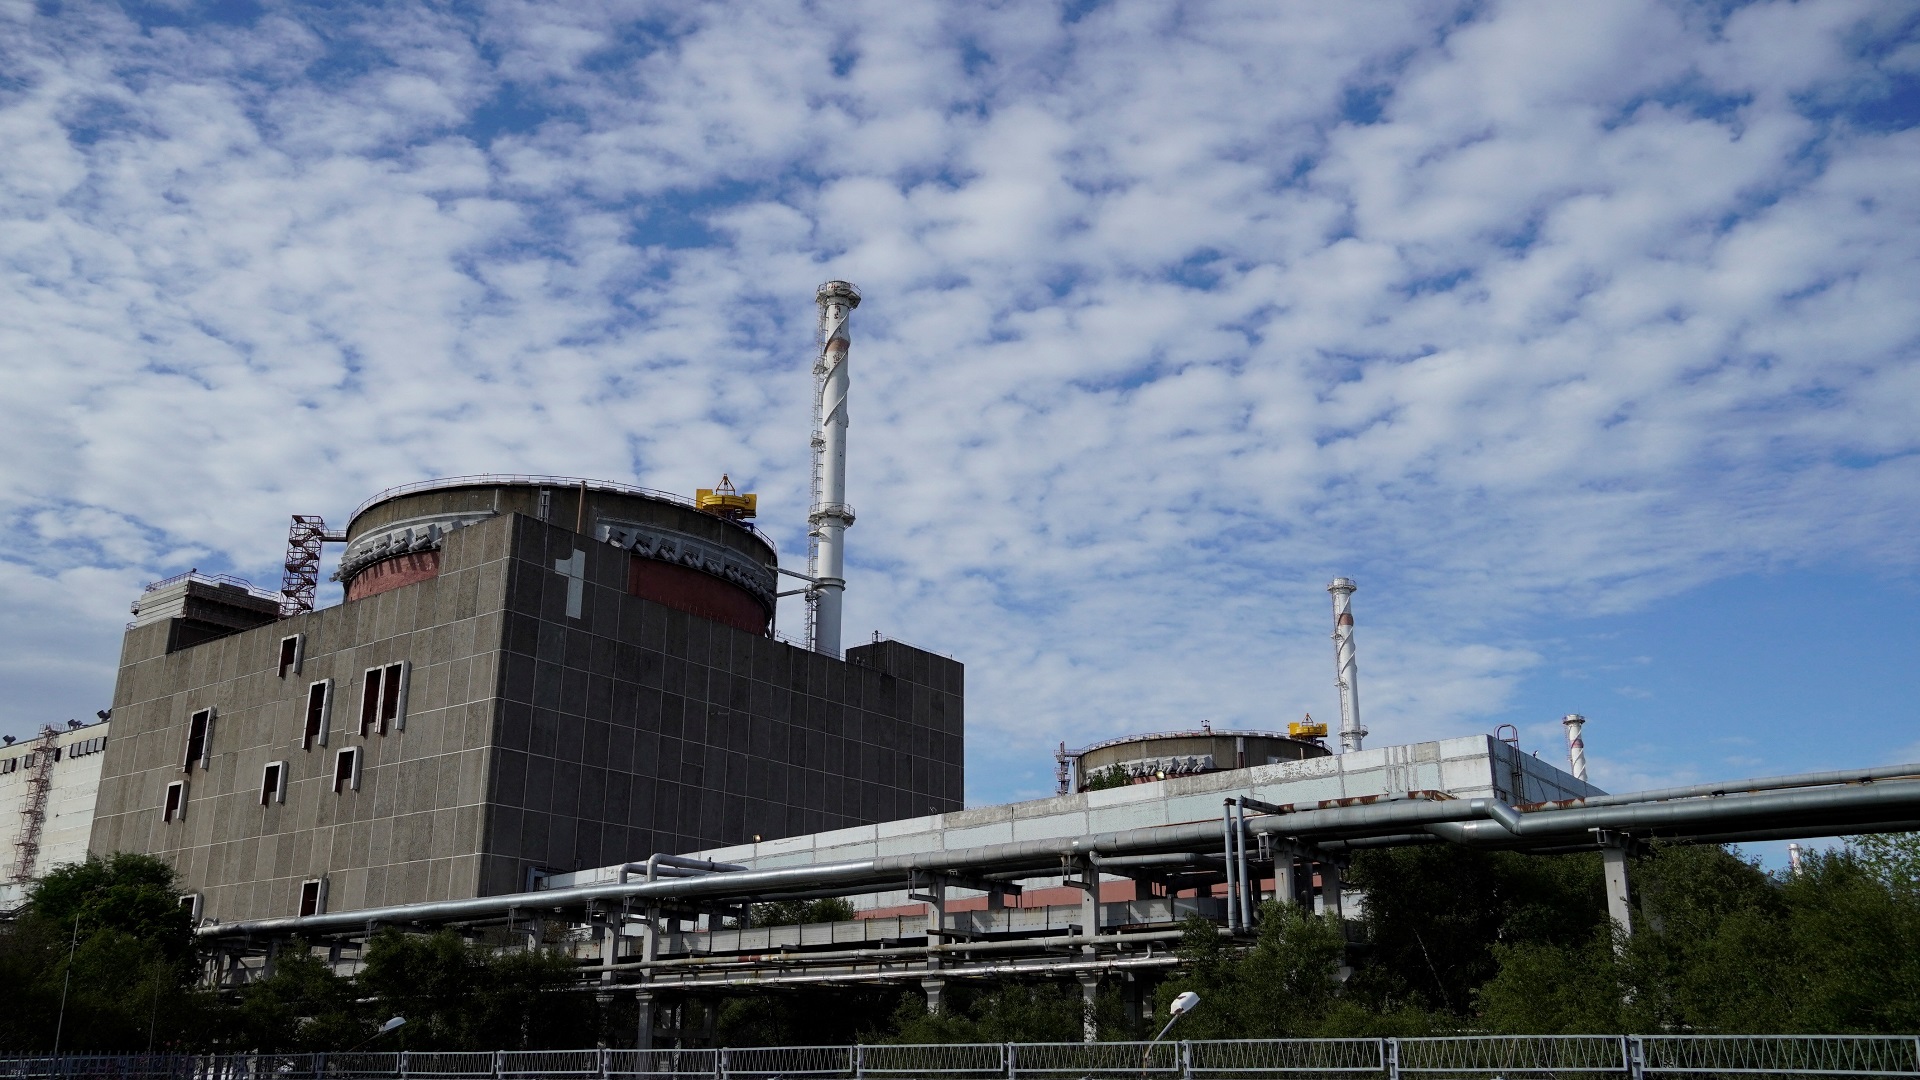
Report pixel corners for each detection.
[4,1037,1919,1080]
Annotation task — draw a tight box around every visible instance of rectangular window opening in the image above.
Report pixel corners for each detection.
[359,668,384,736]
[182,709,213,772]
[277,635,303,679]
[332,747,360,793]
[260,761,286,806]
[298,879,327,917]
[304,680,332,749]
[380,661,408,732]
[179,893,202,923]
[163,780,187,823]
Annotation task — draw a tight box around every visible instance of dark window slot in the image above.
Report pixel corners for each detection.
[182,709,212,771]
[304,681,331,749]
[380,662,405,730]
[277,635,302,679]
[332,748,359,793]
[360,670,383,736]
[260,762,284,806]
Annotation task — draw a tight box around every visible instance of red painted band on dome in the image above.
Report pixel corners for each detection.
[345,551,441,601]
[628,555,768,636]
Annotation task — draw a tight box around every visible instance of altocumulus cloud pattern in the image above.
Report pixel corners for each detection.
[1,1,1917,803]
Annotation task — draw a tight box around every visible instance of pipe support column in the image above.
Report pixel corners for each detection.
[1601,841,1633,949]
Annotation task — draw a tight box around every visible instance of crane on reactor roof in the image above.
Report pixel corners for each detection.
[695,475,758,522]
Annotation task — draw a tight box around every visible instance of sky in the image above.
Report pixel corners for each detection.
[2,1,1917,837]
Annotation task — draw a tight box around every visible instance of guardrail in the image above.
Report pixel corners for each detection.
[5,1037,1919,1080]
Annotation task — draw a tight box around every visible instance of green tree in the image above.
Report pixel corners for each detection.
[1848,832,1920,893]
[356,929,596,1050]
[884,982,1090,1043]
[1343,846,1604,1019]
[0,854,213,1053]
[1153,904,1348,1040]
[749,898,856,926]
[226,946,367,1052]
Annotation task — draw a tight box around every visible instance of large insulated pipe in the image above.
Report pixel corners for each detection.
[807,281,861,657]
[1562,714,1588,782]
[200,778,1920,941]
[1328,578,1365,753]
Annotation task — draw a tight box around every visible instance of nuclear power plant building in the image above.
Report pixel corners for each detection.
[88,477,965,922]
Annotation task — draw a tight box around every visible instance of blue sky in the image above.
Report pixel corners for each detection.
[2,1,1917,835]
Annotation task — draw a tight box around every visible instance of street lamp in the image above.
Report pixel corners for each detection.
[348,1017,407,1052]
[1143,992,1199,1073]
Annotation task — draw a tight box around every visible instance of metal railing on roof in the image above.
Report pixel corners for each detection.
[345,475,776,551]
[137,570,275,597]
[7,1036,1920,1080]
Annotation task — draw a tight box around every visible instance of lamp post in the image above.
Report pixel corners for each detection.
[348,1017,407,1052]
[1143,992,1199,1074]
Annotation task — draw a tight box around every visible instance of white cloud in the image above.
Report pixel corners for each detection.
[0,0,1915,803]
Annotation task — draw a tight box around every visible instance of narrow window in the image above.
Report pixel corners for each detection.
[277,634,303,678]
[260,761,287,806]
[303,679,332,749]
[182,709,214,771]
[180,893,202,923]
[380,661,409,732]
[298,879,327,917]
[163,780,187,822]
[332,747,360,793]
[359,668,384,736]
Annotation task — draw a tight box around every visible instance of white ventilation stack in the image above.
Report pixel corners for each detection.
[1562,713,1588,783]
[1328,578,1366,753]
[806,281,860,657]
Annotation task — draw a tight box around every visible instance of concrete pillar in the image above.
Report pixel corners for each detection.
[925,879,946,951]
[1320,861,1343,919]
[1602,843,1633,949]
[1077,972,1100,1043]
[634,990,654,1050]
[1275,855,1297,910]
[922,976,946,1015]
[598,916,619,984]
[1079,861,1100,953]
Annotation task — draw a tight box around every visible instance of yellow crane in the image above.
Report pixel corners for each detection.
[695,474,757,521]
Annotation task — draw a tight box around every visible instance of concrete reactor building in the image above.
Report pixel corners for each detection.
[84,282,965,922]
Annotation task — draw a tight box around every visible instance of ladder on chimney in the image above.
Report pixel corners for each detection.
[10,726,59,886]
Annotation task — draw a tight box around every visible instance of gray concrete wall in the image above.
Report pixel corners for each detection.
[478,516,964,894]
[91,508,967,922]
[89,517,514,921]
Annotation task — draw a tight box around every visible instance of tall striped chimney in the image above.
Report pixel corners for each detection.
[806,281,860,656]
[1328,577,1365,753]
[1562,713,1588,783]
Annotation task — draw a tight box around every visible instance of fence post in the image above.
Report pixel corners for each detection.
[493,1051,504,1080]
[1384,1038,1399,1080]
[715,1048,728,1080]
[1626,1036,1645,1080]
[598,1048,609,1080]
[1178,1041,1193,1080]
[399,1051,409,1080]
[853,1044,865,1080]
[1005,1042,1017,1080]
